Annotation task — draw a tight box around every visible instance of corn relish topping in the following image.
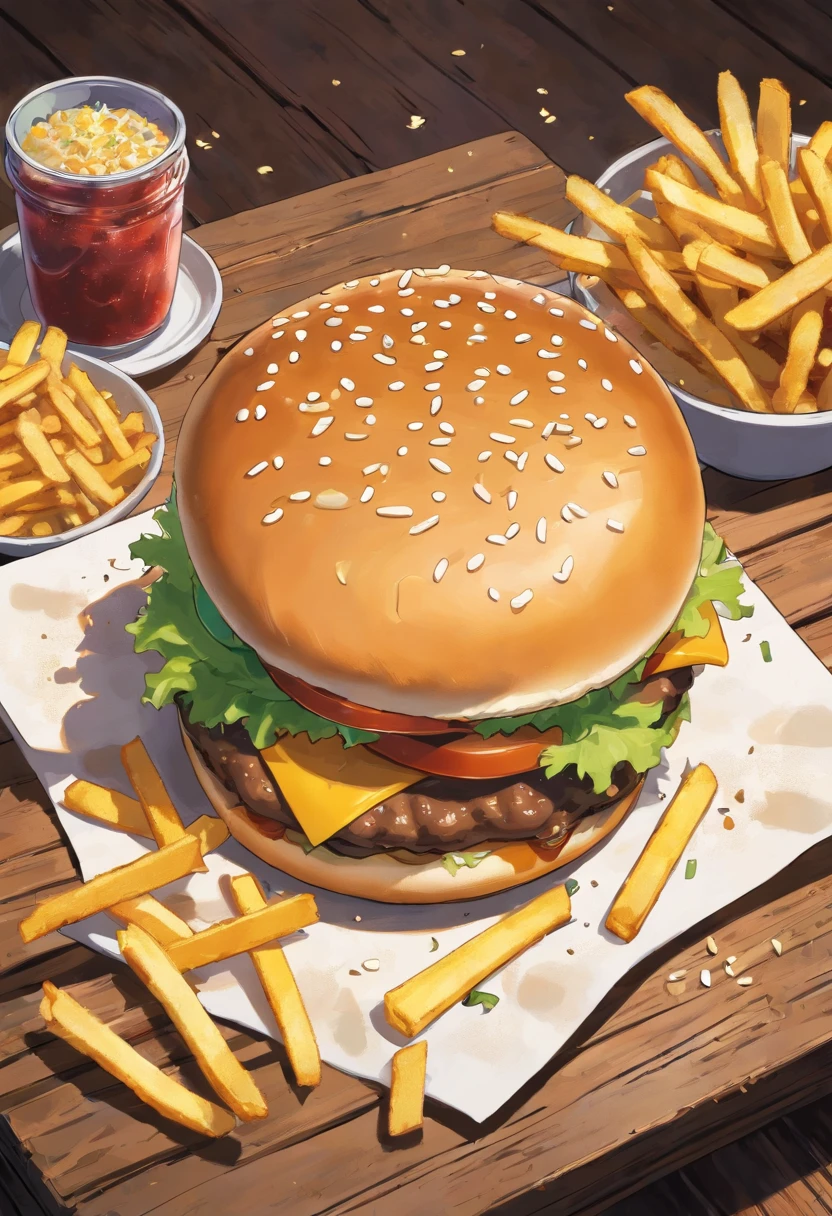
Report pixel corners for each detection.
[22,104,169,176]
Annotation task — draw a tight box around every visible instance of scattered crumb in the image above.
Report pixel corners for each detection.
[742,633,752,642]
[588,135,595,140]
[583,921,590,928]
[545,116,557,123]
[211,130,220,138]
[348,968,361,976]
[332,79,341,86]
[771,938,783,956]
[737,976,753,987]
[362,959,380,972]
[800,99,807,105]
[407,116,426,129]
[700,969,711,988]
[448,166,454,172]
[590,879,598,888]
[537,87,549,94]
[748,746,754,754]
[658,792,667,801]
[40,633,46,640]
[706,936,718,955]
[451,48,466,56]
[354,915,362,922]
[668,969,687,982]
[735,790,745,803]
[257,165,273,175]
[566,948,575,956]
[724,815,735,830]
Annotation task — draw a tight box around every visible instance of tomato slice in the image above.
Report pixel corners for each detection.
[266,665,471,735]
[366,725,564,779]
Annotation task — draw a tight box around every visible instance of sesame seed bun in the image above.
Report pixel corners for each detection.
[180,717,645,903]
[176,269,704,721]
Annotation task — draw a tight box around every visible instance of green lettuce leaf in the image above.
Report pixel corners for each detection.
[440,850,492,877]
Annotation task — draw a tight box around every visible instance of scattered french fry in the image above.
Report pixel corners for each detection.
[108,893,194,946]
[565,174,679,250]
[717,71,763,211]
[810,120,832,163]
[230,874,321,1088]
[757,78,791,171]
[798,147,832,243]
[121,737,185,847]
[684,239,770,293]
[647,171,779,256]
[63,450,125,508]
[168,892,319,973]
[606,765,718,942]
[759,156,812,263]
[725,242,832,331]
[40,982,236,1138]
[118,924,268,1121]
[773,294,825,412]
[7,321,41,367]
[384,885,571,1038]
[0,361,50,410]
[389,1041,428,1137]
[38,327,67,373]
[66,366,132,459]
[15,409,71,484]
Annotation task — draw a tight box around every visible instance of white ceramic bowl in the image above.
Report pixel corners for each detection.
[569,131,832,482]
[0,344,164,556]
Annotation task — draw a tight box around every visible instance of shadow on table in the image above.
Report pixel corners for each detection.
[703,463,832,532]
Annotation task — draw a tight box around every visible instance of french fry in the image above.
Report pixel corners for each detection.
[102,448,151,486]
[625,238,771,411]
[565,174,679,250]
[724,242,832,331]
[0,361,50,410]
[772,293,825,412]
[384,885,571,1038]
[819,364,832,410]
[63,450,125,508]
[46,379,101,450]
[717,70,763,210]
[662,154,699,189]
[167,892,320,973]
[77,491,100,520]
[609,284,717,380]
[682,239,771,292]
[108,894,193,946]
[625,84,744,205]
[119,411,145,437]
[117,924,268,1121]
[38,327,67,373]
[817,347,832,369]
[810,120,832,163]
[39,414,62,435]
[0,450,26,472]
[0,515,25,537]
[31,521,54,537]
[66,365,132,459]
[15,409,71,483]
[389,1041,428,1137]
[491,212,638,285]
[654,200,712,247]
[798,147,832,243]
[647,171,779,256]
[0,478,50,512]
[606,765,718,942]
[230,874,321,1088]
[121,737,184,847]
[40,982,236,1138]
[18,833,208,944]
[790,175,820,241]
[62,778,151,838]
[757,77,791,171]
[695,274,781,385]
[759,156,811,263]
[7,321,41,367]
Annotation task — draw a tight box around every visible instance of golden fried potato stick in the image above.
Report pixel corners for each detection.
[772,293,825,413]
[609,285,716,379]
[121,737,185,847]
[724,242,832,330]
[62,778,151,838]
[717,71,763,210]
[46,378,101,450]
[625,85,744,205]
[63,450,125,508]
[646,171,779,256]
[798,147,832,243]
[15,408,71,484]
[66,365,132,459]
[118,924,268,1121]
[7,321,41,367]
[108,893,193,946]
[565,174,679,250]
[757,78,791,171]
[606,765,718,942]
[230,874,321,1089]
[0,478,50,512]
[168,892,320,973]
[491,212,639,286]
[40,981,236,1137]
[385,885,571,1038]
[759,156,811,263]
[682,239,771,292]
[389,1040,428,1137]
[819,364,832,410]
[0,516,25,537]
[625,238,771,411]
[695,274,781,386]
[0,361,50,410]
[38,327,67,374]
[810,121,832,163]
[18,833,208,943]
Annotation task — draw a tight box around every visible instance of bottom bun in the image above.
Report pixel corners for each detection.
[180,718,645,904]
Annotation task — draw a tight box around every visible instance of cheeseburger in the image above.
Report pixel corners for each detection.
[128,269,749,903]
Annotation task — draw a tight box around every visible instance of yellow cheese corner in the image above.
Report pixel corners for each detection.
[649,602,728,675]
[260,733,421,847]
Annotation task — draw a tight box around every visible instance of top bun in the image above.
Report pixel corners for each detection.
[176,269,705,721]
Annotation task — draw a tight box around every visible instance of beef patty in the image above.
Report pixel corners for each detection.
[181,666,692,857]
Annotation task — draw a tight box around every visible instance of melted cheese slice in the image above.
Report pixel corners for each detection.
[260,733,421,847]
[648,602,729,675]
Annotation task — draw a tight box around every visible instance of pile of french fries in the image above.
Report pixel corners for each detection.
[31,738,717,1140]
[0,320,157,538]
[494,73,832,415]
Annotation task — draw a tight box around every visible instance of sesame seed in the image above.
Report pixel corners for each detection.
[311,417,334,436]
[515,333,532,343]
[246,461,268,477]
[389,380,405,391]
[578,359,587,370]
[467,553,485,571]
[331,341,342,351]
[431,395,443,414]
[629,359,643,374]
[468,379,486,392]
[478,450,492,462]
[561,505,573,523]
[469,335,486,342]
[449,293,462,304]
[485,291,496,299]
[511,589,533,610]
[411,337,426,347]
[319,456,332,466]
[300,400,328,413]
[628,445,647,456]
[429,457,452,474]
[478,301,496,313]
[439,421,455,435]
[425,361,444,371]
[356,396,374,407]
[553,556,573,583]
[432,490,446,502]
[377,505,413,518]
[474,396,485,404]
[700,969,711,988]
[533,293,546,305]
[579,319,597,330]
[412,321,427,333]
[555,422,573,434]
[488,587,500,601]
[433,349,449,360]
[267,363,278,375]
[433,558,449,582]
[505,310,517,320]
[244,347,254,356]
[370,278,380,286]
[607,519,625,533]
[425,381,441,391]
[547,370,565,383]
[592,417,608,429]
[510,418,534,429]
[490,432,515,443]
[344,280,359,289]
[374,352,396,366]
[473,484,492,504]
[487,533,508,545]
[315,489,349,509]
[325,318,343,327]
[399,288,415,297]
[517,451,529,471]
[360,486,375,503]
[410,514,440,535]
[585,413,597,423]
[737,976,753,987]
[383,334,395,349]
[345,433,369,441]
[262,508,284,525]
[541,421,555,438]
[545,453,565,473]
[273,456,284,469]
[536,517,547,543]
[356,325,373,333]
[505,522,520,540]
[440,320,453,330]
[551,335,564,347]
[369,305,385,315]
[707,936,718,955]
[538,349,558,359]
[507,490,518,509]
[366,415,376,425]
[474,367,490,377]
[550,386,567,395]
[236,409,250,422]
[407,422,424,433]
[398,269,413,289]
[257,381,275,392]
[292,310,310,319]
[504,450,518,464]
[397,446,408,456]
[601,379,613,392]
[429,437,452,446]
[496,364,511,375]
[290,491,311,502]
[565,436,582,447]
[568,502,588,518]
[381,464,389,474]
[289,352,300,363]
[273,331,285,340]
[349,333,366,342]
[308,391,321,402]
[624,415,637,427]
[549,307,564,317]
[510,389,529,406]
[434,299,450,309]
[319,302,332,310]
[254,404,267,420]
[296,331,308,343]
[603,471,619,488]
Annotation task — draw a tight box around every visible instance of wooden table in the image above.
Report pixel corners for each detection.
[5,131,832,1216]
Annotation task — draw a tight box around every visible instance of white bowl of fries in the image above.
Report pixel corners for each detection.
[0,321,163,555]
[494,73,832,481]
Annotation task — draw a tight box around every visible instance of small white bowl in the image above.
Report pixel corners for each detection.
[0,343,164,556]
[570,131,832,482]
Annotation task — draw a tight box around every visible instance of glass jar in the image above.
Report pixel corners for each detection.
[5,77,189,349]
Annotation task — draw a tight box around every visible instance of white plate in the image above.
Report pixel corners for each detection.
[0,224,221,378]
